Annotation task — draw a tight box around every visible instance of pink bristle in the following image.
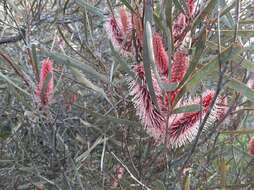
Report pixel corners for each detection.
[166,90,227,148]
[152,33,169,77]
[35,58,54,107]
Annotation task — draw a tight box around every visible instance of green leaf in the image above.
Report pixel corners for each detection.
[145,18,177,92]
[207,41,254,73]
[183,174,191,190]
[226,77,254,103]
[91,112,141,127]
[173,104,201,114]
[109,41,136,80]
[179,27,207,88]
[143,4,159,109]
[239,19,254,24]
[192,0,217,30]
[220,30,254,38]
[173,0,186,15]
[119,0,135,13]
[0,121,12,140]
[70,67,112,105]
[31,44,39,82]
[0,71,30,96]
[75,136,107,163]
[220,128,254,135]
[40,49,109,83]
[75,0,104,18]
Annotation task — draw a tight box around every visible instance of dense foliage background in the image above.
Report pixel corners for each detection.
[1,0,254,189]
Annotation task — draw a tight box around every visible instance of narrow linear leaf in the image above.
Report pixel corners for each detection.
[221,128,254,135]
[220,30,254,38]
[183,174,191,190]
[76,136,107,163]
[40,49,109,83]
[0,72,30,96]
[207,41,254,73]
[220,0,237,17]
[173,104,201,114]
[146,19,177,92]
[143,2,159,110]
[109,41,136,80]
[70,67,112,105]
[173,0,186,15]
[179,27,207,87]
[192,0,217,30]
[31,44,39,82]
[91,112,141,127]
[226,76,254,103]
[75,0,104,18]
[119,0,135,13]
[239,19,254,24]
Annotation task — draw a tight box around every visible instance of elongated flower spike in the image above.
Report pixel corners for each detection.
[104,7,132,55]
[167,90,227,148]
[171,51,188,83]
[129,64,167,139]
[168,51,189,104]
[119,7,129,33]
[132,13,143,48]
[35,58,54,107]
[152,33,169,77]
[173,0,195,42]
[249,136,254,156]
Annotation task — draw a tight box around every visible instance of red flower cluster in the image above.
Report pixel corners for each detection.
[106,2,227,148]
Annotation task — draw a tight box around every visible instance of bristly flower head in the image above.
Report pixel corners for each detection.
[173,0,195,41]
[171,51,188,83]
[153,33,169,77]
[249,136,254,156]
[168,51,189,105]
[104,7,132,55]
[129,64,168,139]
[35,58,54,107]
[119,7,129,33]
[166,90,227,148]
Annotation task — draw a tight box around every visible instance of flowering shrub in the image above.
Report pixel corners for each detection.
[1,0,254,189]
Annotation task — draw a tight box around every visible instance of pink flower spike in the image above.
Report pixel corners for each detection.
[173,0,195,41]
[104,10,132,55]
[119,7,129,33]
[171,51,188,83]
[35,58,54,107]
[249,136,254,156]
[167,90,227,148]
[173,13,186,39]
[129,64,167,139]
[152,33,169,76]
[188,0,195,16]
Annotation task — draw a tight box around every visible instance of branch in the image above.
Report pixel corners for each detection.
[0,28,25,45]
